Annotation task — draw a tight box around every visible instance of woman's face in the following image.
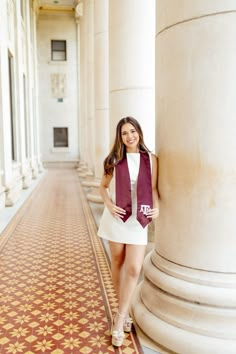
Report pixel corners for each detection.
[121,123,140,153]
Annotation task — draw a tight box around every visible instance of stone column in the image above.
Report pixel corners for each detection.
[109,0,155,151]
[31,2,43,174]
[0,0,8,210]
[77,1,86,163]
[132,2,236,353]
[15,0,33,189]
[24,0,38,179]
[78,0,95,178]
[86,0,109,203]
[86,0,95,174]
[77,0,89,176]
[0,0,22,206]
[75,1,81,168]
[93,0,109,179]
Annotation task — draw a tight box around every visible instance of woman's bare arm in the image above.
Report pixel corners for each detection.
[147,154,159,219]
[99,173,126,218]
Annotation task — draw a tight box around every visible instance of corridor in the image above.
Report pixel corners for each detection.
[0,169,144,354]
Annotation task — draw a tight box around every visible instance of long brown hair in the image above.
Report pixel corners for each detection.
[103,116,150,175]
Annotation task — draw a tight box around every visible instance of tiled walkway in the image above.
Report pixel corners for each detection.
[0,169,143,354]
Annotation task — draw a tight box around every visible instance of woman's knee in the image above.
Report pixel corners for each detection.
[112,253,125,268]
[125,263,142,279]
[109,242,125,268]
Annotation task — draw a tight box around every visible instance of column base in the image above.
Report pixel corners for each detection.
[0,185,6,212]
[87,187,103,203]
[30,160,39,179]
[81,179,103,203]
[22,169,33,189]
[132,252,236,354]
[81,179,99,188]
[78,170,94,179]
[39,161,45,173]
[5,178,23,206]
[0,170,5,211]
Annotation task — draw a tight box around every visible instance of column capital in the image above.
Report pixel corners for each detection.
[75,1,83,23]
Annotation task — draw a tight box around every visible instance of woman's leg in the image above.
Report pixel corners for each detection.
[109,241,126,301]
[109,242,127,345]
[115,244,146,330]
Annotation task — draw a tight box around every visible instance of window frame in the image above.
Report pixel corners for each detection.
[51,40,67,61]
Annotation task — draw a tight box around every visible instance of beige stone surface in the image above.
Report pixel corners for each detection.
[133,1,236,352]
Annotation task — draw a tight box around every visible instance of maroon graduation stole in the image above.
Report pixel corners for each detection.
[115,152,153,228]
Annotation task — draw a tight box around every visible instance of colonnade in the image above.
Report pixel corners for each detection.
[0,0,236,352]
[0,0,42,211]
[133,1,236,353]
[78,1,236,353]
[77,0,155,183]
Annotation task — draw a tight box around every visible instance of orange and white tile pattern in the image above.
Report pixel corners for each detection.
[0,169,143,354]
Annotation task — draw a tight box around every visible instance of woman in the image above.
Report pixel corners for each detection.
[97,117,159,347]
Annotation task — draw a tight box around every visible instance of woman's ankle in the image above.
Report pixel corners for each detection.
[117,311,125,318]
[113,311,125,328]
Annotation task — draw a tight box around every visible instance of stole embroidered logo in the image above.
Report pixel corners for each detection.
[140,205,151,215]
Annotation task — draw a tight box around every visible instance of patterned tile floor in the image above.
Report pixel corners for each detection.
[0,169,143,354]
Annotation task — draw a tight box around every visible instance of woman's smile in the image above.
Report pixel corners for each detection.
[121,123,140,152]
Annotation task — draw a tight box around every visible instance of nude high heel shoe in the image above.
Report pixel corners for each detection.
[111,312,125,347]
[123,316,133,333]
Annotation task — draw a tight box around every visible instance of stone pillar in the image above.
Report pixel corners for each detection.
[0,0,8,210]
[77,0,95,178]
[77,0,89,175]
[15,1,28,182]
[24,0,38,179]
[93,0,109,180]
[77,1,86,163]
[109,0,155,151]
[86,0,95,174]
[15,0,33,189]
[75,1,81,167]
[86,0,109,203]
[132,2,236,353]
[0,0,22,206]
[31,2,43,174]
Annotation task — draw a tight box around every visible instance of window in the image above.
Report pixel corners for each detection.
[51,40,66,61]
[53,127,68,147]
[8,53,16,161]
[23,74,29,158]
[20,0,25,19]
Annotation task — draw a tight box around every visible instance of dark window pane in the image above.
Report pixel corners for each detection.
[51,40,67,61]
[53,127,68,147]
[52,40,66,51]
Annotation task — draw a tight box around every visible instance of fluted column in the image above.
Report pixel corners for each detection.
[109,0,155,150]
[86,0,109,202]
[133,1,236,353]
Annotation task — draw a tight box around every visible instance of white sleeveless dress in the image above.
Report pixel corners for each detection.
[97,153,151,245]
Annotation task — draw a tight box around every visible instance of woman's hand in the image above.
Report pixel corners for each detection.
[146,207,159,219]
[107,203,126,219]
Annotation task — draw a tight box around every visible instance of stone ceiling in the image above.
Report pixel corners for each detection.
[38,0,76,13]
